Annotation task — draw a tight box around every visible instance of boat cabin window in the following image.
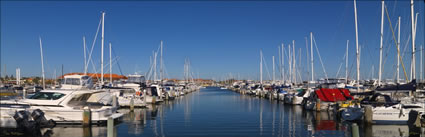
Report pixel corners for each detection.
[30,92,65,100]
[128,76,145,83]
[81,76,92,86]
[65,78,81,85]
[69,93,92,102]
[402,105,422,109]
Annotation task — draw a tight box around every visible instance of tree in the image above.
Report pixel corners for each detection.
[33,77,41,85]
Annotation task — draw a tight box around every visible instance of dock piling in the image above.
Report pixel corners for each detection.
[130,98,134,112]
[316,99,321,111]
[364,105,373,124]
[351,123,359,137]
[107,117,114,137]
[83,108,91,126]
[23,88,26,99]
[112,96,117,108]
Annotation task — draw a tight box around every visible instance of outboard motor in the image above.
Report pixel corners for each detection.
[31,109,56,128]
[13,110,30,124]
[13,110,41,136]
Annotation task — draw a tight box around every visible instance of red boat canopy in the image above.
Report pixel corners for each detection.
[315,88,353,102]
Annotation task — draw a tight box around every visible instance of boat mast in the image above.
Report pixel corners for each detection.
[83,36,87,75]
[101,11,105,85]
[260,50,263,84]
[109,42,112,84]
[305,37,309,83]
[282,43,285,83]
[410,0,416,81]
[154,51,157,82]
[378,0,384,86]
[346,40,349,84]
[288,44,292,84]
[272,56,275,83]
[16,68,20,85]
[278,46,282,83]
[160,40,163,82]
[292,40,297,84]
[310,32,314,82]
[39,37,45,90]
[354,0,360,92]
[298,48,302,82]
[421,45,423,81]
[397,16,401,84]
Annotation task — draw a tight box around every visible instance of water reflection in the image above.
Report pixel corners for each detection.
[42,126,111,137]
[16,87,425,137]
[120,109,147,135]
[372,125,409,137]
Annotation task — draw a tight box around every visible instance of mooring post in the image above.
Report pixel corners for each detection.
[421,127,425,135]
[23,88,26,99]
[270,92,273,100]
[351,123,359,137]
[364,105,373,124]
[143,90,147,104]
[107,117,114,137]
[83,108,91,126]
[112,96,117,108]
[316,99,321,111]
[143,109,147,125]
[130,98,134,112]
[152,96,156,104]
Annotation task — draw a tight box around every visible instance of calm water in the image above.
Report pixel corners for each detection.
[35,87,425,137]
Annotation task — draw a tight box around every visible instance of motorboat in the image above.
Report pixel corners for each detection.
[360,93,424,124]
[0,89,123,125]
[143,85,163,104]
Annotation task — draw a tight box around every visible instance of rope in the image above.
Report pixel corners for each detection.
[385,5,409,82]
[85,17,102,73]
[111,46,124,76]
[312,35,329,82]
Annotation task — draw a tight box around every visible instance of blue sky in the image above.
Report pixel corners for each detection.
[1,1,424,81]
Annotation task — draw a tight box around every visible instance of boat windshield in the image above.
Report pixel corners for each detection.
[30,92,66,100]
[65,78,81,85]
[296,90,306,96]
[67,93,104,108]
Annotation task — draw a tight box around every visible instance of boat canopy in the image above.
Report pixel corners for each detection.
[360,93,399,107]
[315,88,353,102]
[278,89,287,94]
[375,79,416,92]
